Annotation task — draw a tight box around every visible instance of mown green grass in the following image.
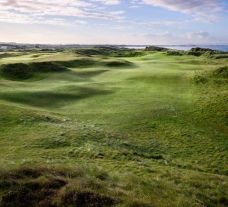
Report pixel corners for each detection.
[0,49,227,207]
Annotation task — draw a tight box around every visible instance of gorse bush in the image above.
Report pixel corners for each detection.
[187,47,216,57]
[166,50,183,56]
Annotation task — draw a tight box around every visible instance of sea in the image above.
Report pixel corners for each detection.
[124,45,228,52]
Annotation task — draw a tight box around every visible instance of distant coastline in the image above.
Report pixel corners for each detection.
[125,45,228,52]
[1,42,228,52]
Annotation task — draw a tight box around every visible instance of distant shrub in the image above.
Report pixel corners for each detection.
[0,63,33,80]
[187,47,216,57]
[145,46,168,51]
[76,49,103,56]
[187,51,202,57]
[166,50,183,56]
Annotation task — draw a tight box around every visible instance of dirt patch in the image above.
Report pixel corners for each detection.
[0,167,118,207]
[62,190,117,207]
[1,178,67,207]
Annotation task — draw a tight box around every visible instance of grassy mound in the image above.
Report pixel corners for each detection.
[57,59,97,68]
[29,62,67,72]
[193,66,228,84]
[0,63,33,80]
[0,62,68,81]
[105,60,134,67]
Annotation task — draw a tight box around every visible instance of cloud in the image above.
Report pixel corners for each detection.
[91,0,121,5]
[141,0,223,22]
[0,0,124,25]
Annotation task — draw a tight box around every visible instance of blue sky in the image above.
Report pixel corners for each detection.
[0,0,227,44]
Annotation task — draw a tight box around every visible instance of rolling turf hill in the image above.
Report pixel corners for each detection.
[0,48,227,207]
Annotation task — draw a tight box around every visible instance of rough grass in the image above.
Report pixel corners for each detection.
[213,66,228,78]
[0,49,227,207]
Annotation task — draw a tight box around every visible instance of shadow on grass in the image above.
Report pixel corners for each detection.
[73,69,109,78]
[56,59,98,68]
[0,86,113,108]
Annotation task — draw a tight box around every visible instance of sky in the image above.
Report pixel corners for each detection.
[0,0,228,45]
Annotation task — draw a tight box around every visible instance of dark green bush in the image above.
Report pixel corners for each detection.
[187,47,215,57]
[166,50,183,56]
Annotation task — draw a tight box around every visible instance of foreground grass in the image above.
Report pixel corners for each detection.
[0,49,227,206]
